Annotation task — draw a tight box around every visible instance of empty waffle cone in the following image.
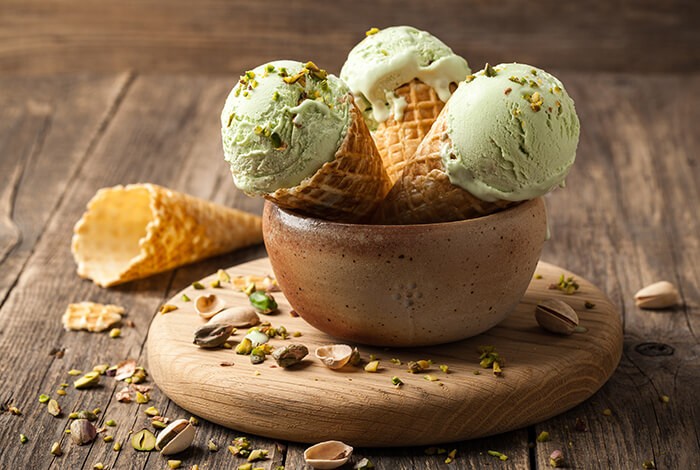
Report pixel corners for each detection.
[373,80,450,184]
[72,184,263,287]
[377,109,516,225]
[267,104,390,223]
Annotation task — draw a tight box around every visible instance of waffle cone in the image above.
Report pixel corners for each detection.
[266,103,390,222]
[373,80,448,184]
[377,109,516,224]
[72,184,263,287]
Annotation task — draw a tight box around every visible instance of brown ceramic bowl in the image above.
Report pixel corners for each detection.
[263,198,547,347]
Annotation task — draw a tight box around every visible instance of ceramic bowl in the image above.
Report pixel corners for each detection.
[263,198,547,347]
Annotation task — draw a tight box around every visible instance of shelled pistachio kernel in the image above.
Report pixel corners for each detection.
[131,429,156,451]
[50,441,62,456]
[144,406,160,417]
[94,463,104,470]
[74,371,100,389]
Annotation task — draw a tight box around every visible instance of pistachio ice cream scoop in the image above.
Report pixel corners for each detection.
[340,26,470,126]
[222,60,352,195]
[340,26,470,184]
[221,60,390,222]
[442,63,580,202]
[378,63,580,224]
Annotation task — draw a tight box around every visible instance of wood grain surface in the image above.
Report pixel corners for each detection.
[1,0,699,76]
[0,71,697,468]
[148,258,622,446]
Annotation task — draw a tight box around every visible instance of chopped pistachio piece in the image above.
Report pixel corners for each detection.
[211,280,221,288]
[20,434,28,444]
[391,376,403,387]
[168,461,182,469]
[192,282,205,290]
[105,419,116,427]
[50,441,62,456]
[136,392,149,404]
[160,304,178,314]
[364,360,380,372]
[365,27,380,36]
[74,371,101,389]
[247,449,269,462]
[38,394,50,403]
[68,369,83,376]
[536,431,550,442]
[109,328,121,338]
[444,448,457,464]
[56,389,66,396]
[47,399,61,417]
[94,463,104,470]
[249,291,278,314]
[144,406,159,417]
[487,450,508,461]
[208,440,219,452]
[103,435,114,443]
[182,294,191,302]
[113,442,122,451]
[439,364,449,374]
[660,395,670,404]
[424,375,439,382]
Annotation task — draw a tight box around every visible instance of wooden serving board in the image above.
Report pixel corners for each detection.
[147,258,622,447]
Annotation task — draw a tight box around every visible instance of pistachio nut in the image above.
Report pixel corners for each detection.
[303,440,353,469]
[535,299,579,335]
[208,306,260,328]
[70,419,97,445]
[248,290,278,314]
[131,428,157,451]
[272,344,309,368]
[247,448,269,462]
[193,323,235,348]
[73,371,101,389]
[235,337,253,355]
[634,281,681,309]
[315,344,353,369]
[50,441,62,456]
[155,419,195,456]
[195,294,227,319]
[47,399,61,417]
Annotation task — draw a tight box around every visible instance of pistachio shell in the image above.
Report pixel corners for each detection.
[155,419,195,456]
[634,281,681,309]
[303,440,353,469]
[195,294,227,319]
[315,344,353,369]
[207,306,260,327]
[535,299,579,335]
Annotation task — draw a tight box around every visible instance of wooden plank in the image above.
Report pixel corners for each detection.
[0,0,698,75]
[535,74,700,468]
[0,71,698,469]
[0,74,262,469]
[0,74,132,304]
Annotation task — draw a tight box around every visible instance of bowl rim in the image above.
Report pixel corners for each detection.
[264,197,544,230]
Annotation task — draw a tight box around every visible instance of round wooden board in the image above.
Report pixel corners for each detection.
[147,258,622,447]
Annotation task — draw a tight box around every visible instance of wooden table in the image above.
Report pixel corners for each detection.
[1,70,697,470]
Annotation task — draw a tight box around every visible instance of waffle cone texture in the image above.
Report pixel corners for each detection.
[72,183,263,287]
[376,107,516,224]
[372,79,447,184]
[266,103,390,223]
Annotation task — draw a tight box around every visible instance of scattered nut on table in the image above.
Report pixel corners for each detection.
[155,419,195,455]
[535,299,579,335]
[634,281,681,309]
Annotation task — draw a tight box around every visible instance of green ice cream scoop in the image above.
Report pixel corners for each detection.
[340,26,470,128]
[442,63,580,202]
[221,60,352,195]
